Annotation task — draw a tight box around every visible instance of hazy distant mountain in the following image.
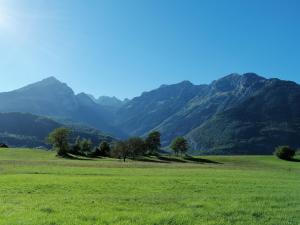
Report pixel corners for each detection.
[0,112,115,148]
[1,74,300,154]
[115,80,204,136]
[96,96,125,107]
[0,77,125,138]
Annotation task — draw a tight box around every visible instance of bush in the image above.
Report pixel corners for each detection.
[274,146,295,160]
[0,143,8,148]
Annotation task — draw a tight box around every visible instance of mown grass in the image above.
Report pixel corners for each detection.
[0,148,299,225]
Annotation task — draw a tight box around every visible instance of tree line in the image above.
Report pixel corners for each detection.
[47,127,189,161]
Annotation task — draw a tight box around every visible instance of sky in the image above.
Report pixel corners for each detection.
[0,0,299,99]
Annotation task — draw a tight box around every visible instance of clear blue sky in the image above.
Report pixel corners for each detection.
[0,0,299,99]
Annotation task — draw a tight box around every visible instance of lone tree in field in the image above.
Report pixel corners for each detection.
[145,131,161,155]
[171,136,189,156]
[98,141,111,157]
[47,127,70,156]
[274,146,295,160]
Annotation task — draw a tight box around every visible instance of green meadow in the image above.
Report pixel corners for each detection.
[0,148,299,225]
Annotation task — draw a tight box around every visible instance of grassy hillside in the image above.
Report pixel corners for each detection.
[0,149,299,225]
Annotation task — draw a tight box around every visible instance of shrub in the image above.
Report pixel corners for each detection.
[274,146,295,160]
[0,143,8,148]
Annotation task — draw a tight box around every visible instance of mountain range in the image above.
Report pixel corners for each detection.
[1,73,300,154]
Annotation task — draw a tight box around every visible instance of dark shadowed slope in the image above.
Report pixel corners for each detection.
[0,112,115,148]
[187,79,300,155]
[0,77,125,138]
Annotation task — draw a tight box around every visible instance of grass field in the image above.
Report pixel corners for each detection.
[0,148,299,225]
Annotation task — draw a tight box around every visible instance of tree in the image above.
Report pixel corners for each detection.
[71,136,81,154]
[0,143,8,148]
[111,141,130,162]
[145,131,161,155]
[80,139,92,154]
[171,136,189,156]
[98,141,111,157]
[274,146,295,160]
[47,127,70,156]
[127,137,146,158]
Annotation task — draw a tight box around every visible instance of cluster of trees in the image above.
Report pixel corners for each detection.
[47,127,190,161]
[110,131,161,161]
[47,128,111,157]
[274,146,296,160]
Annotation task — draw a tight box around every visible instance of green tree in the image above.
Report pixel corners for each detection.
[71,136,81,154]
[127,137,146,158]
[80,139,92,154]
[274,146,295,160]
[99,141,111,157]
[145,131,161,155]
[111,141,130,162]
[47,127,70,156]
[171,136,189,156]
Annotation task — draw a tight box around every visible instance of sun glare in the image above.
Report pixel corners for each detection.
[0,12,7,26]
[0,6,12,30]
[0,3,21,38]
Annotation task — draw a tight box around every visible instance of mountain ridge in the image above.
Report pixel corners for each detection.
[1,73,300,154]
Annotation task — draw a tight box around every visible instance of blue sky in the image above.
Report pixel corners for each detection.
[0,0,299,99]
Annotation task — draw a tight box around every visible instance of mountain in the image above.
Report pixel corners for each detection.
[152,73,268,145]
[0,77,125,138]
[115,74,268,145]
[2,74,300,154]
[186,78,300,155]
[0,112,115,148]
[96,96,125,108]
[115,80,205,136]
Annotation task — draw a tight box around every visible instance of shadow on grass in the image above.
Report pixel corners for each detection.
[135,157,171,163]
[58,154,94,161]
[184,156,222,164]
[289,158,300,162]
[134,155,222,164]
[57,153,222,164]
[158,156,187,163]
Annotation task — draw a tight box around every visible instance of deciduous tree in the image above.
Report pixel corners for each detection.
[171,136,189,156]
[145,131,161,155]
[47,127,70,156]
